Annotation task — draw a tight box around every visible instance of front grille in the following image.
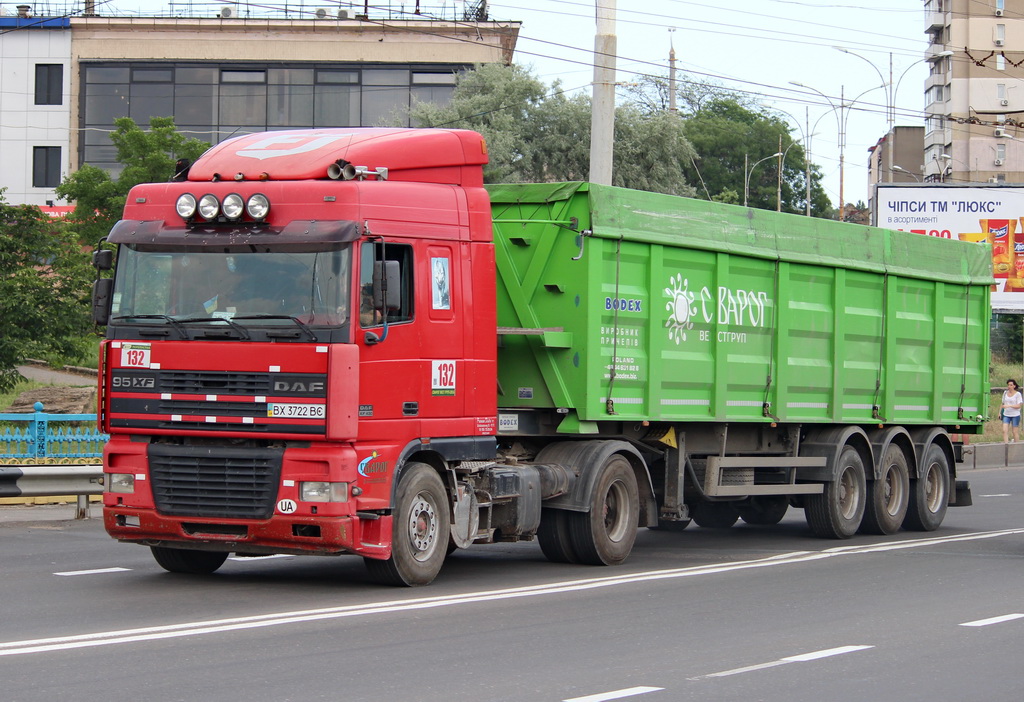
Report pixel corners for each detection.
[159,371,271,395]
[149,444,283,519]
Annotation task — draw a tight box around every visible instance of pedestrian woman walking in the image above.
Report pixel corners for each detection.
[1001,379,1023,443]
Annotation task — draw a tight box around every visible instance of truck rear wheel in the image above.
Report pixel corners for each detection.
[538,509,579,563]
[804,445,866,539]
[365,463,450,586]
[737,496,789,525]
[150,546,228,574]
[568,455,639,566]
[860,443,910,535]
[904,444,950,531]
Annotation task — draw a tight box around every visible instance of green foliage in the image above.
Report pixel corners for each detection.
[56,116,209,245]
[409,64,696,197]
[0,192,95,392]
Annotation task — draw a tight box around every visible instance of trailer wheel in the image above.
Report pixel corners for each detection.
[860,443,910,535]
[737,496,789,525]
[804,445,866,539]
[568,455,639,566]
[691,501,741,528]
[365,463,450,586]
[904,444,950,531]
[538,509,579,564]
[150,547,228,575]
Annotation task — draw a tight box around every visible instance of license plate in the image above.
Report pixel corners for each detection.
[267,403,325,418]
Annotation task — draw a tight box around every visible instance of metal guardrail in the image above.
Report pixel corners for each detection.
[0,402,108,460]
[0,464,103,519]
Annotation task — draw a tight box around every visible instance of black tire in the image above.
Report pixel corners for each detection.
[860,443,910,535]
[737,496,789,525]
[567,455,639,566]
[804,445,866,539]
[364,463,450,586]
[538,508,579,563]
[904,444,950,531]
[649,517,692,532]
[150,547,228,574]
[691,501,740,528]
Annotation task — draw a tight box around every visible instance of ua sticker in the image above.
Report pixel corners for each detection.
[277,499,298,514]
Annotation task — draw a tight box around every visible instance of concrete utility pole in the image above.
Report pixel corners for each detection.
[668,30,677,115]
[590,0,616,185]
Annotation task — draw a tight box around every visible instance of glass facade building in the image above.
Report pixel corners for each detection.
[80,61,464,171]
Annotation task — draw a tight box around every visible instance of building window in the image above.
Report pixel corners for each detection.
[34,64,63,105]
[998,83,1007,100]
[997,143,1007,161]
[997,0,1005,11]
[996,24,1006,43]
[998,54,1006,70]
[32,146,61,187]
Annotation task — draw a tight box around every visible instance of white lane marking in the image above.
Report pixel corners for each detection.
[781,645,875,662]
[960,613,1024,627]
[564,686,663,702]
[979,494,1012,498]
[704,646,874,679]
[54,568,132,577]
[5,528,1023,657]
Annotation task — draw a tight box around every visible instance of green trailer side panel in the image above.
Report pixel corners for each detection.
[488,182,992,432]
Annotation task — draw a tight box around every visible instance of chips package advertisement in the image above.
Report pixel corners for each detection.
[873,184,1024,309]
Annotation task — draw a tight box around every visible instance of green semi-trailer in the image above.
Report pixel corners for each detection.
[489,181,988,556]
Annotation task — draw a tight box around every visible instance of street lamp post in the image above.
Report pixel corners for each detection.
[790,81,885,222]
[891,165,922,182]
[745,151,783,208]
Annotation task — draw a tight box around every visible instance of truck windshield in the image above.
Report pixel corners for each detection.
[110,245,351,329]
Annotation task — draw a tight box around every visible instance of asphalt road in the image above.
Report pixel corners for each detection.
[2,467,1022,702]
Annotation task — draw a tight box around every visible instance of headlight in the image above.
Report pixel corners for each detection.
[222,193,244,220]
[246,193,270,220]
[300,481,349,503]
[175,193,197,219]
[198,194,220,220]
[108,473,135,494]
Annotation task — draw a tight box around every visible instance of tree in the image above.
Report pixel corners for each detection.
[681,98,831,215]
[57,116,209,245]
[623,75,831,215]
[0,192,94,391]
[408,64,696,197]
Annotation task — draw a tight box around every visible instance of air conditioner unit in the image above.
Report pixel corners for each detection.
[996,8,1004,16]
[1001,98,1010,106]
[996,127,1007,137]
[315,7,327,18]
[995,158,1005,166]
[220,6,234,18]
[995,38,1005,46]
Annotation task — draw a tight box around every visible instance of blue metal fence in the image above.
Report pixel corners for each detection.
[0,402,108,460]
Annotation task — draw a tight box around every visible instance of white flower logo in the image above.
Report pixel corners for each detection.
[665,274,695,344]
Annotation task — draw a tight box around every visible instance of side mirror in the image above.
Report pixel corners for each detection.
[372,260,401,311]
[92,249,113,271]
[92,278,113,325]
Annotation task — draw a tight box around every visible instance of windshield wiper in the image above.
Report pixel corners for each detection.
[232,314,318,341]
[176,316,251,340]
[111,314,187,339]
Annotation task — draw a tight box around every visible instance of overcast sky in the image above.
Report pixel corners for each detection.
[86,1,930,208]
[489,0,930,208]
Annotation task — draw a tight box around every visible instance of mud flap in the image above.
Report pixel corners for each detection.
[953,480,973,507]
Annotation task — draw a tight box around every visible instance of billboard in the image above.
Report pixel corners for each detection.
[874,183,1024,312]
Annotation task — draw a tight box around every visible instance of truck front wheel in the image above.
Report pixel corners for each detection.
[804,445,866,539]
[568,455,639,566]
[150,546,228,574]
[365,463,450,586]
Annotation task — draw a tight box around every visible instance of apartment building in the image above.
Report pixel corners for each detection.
[924,0,1024,184]
[0,2,519,207]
